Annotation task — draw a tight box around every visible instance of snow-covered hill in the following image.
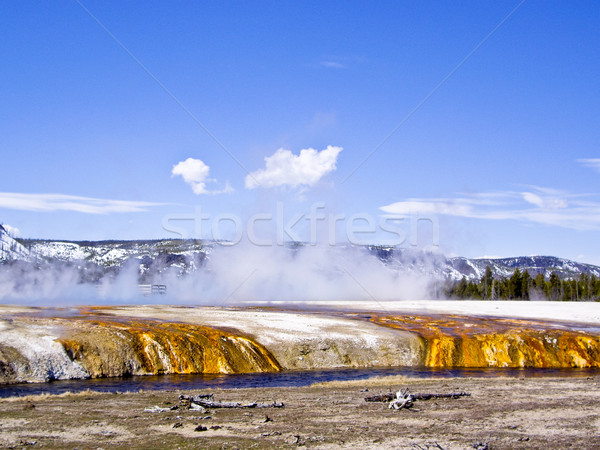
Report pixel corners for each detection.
[447,255,600,280]
[14,238,209,283]
[2,233,599,284]
[0,225,29,261]
[368,247,600,281]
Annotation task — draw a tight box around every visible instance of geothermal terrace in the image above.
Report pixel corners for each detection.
[1,301,600,384]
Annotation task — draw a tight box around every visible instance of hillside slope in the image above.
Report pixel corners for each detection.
[2,231,599,285]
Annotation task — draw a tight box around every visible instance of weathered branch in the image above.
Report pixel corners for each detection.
[389,388,414,410]
[179,394,284,409]
[412,392,471,400]
[365,390,471,403]
[179,394,214,402]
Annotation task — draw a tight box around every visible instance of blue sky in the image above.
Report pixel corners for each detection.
[1,1,599,263]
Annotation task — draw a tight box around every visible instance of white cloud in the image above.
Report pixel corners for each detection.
[380,200,475,217]
[380,186,600,231]
[211,181,235,195]
[521,191,568,209]
[321,61,346,69]
[245,145,342,190]
[172,158,211,194]
[521,192,545,208]
[172,158,234,195]
[578,158,600,173]
[0,193,161,214]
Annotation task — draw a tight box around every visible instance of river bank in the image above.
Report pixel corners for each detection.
[1,375,599,448]
[2,302,600,384]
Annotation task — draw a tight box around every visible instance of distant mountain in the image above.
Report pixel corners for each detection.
[368,247,600,281]
[2,230,599,283]
[446,255,600,280]
[11,238,208,283]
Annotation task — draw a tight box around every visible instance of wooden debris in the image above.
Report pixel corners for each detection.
[179,394,284,409]
[365,390,471,403]
[412,442,445,450]
[389,388,414,410]
[364,388,471,411]
[179,393,214,402]
[189,403,207,412]
[144,405,177,413]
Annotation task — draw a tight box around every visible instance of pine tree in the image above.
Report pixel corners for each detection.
[521,269,531,300]
[482,266,493,299]
[547,272,560,300]
[509,268,523,299]
[456,277,468,299]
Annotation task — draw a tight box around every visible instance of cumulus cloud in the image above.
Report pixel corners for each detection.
[578,158,600,173]
[380,186,600,231]
[172,158,211,194]
[245,145,342,190]
[0,192,162,214]
[172,158,234,195]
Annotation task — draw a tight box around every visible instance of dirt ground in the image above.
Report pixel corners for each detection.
[0,376,599,449]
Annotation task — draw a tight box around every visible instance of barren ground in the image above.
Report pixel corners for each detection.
[1,375,599,449]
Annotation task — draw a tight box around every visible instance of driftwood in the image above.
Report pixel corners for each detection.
[365,388,471,411]
[144,405,176,413]
[389,388,414,410]
[179,394,284,409]
[365,390,471,403]
[179,394,214,402]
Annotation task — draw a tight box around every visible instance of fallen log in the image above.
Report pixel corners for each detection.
[191,400,284,409]
[412,392,471,400]
[365,390,471,403]
[179,394,214,402]
[179,394,284,409]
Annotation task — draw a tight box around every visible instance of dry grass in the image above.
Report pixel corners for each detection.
[0,389,101,402]
[309,374,534,388]
[310,374,417,388]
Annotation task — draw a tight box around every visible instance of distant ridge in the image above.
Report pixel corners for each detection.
[0,225,29,261]
[2,234,599,282]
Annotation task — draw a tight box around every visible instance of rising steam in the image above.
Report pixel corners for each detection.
[0,244,436,305]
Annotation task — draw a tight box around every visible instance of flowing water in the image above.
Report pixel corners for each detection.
[1,366,599,398]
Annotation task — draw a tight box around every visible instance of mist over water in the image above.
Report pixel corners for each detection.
[165,244,432,303]
[0,243,436,306]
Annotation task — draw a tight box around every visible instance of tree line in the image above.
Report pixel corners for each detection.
[442,267,600,301]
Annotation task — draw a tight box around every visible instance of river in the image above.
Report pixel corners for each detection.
[2,367,599,398]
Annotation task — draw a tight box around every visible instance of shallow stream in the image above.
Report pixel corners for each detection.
[2,367,599,398]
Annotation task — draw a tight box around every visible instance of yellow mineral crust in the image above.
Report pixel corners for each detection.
[371,314,600,368]
[58,319,281,378]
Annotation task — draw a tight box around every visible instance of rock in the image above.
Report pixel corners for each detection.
[285,435,302,445]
